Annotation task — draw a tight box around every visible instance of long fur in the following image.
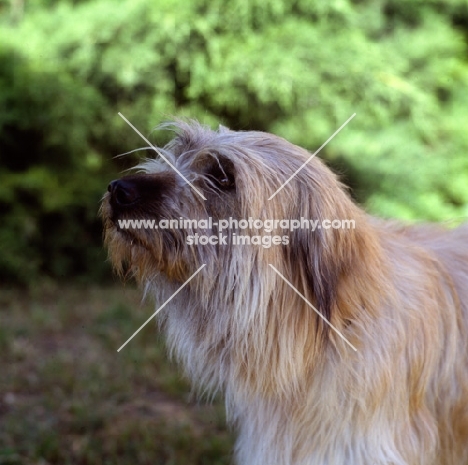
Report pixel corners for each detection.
[101,120,468,465]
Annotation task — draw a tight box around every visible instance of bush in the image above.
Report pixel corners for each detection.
[1,0,468,284]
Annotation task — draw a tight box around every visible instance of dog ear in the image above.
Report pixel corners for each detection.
[310,229,340,325]
[289,228,341,326]
[286,193,359,338]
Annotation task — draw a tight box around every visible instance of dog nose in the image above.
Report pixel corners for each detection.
[108,179,140,205]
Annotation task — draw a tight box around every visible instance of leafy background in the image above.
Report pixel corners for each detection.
[1,0,468,285]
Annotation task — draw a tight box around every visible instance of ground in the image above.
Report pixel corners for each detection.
[0,285,233,465]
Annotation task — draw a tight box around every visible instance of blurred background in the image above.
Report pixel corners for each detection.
[1,0,467,463]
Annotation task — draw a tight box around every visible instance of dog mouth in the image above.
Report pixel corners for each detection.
[115,226,145,248]
[104,212,151,254]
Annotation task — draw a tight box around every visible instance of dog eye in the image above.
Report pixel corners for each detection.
[206,159,235,190]
[217,174,234,188]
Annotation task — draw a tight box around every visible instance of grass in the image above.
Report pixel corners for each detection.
[0,285,234,465]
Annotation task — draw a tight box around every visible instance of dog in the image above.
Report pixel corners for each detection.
[101,120,468,465]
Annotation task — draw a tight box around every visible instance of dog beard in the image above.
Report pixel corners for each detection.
[101,120,468,465]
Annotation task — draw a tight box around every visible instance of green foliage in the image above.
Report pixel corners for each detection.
[0,45,108,283]
[1,0,468,284]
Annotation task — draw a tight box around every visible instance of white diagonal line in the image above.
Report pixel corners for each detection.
[269,264,357,351]
[117,264,206,352]
[268,113,356,200]
[118,112,207,200]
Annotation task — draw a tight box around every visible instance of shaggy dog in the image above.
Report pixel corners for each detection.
[101,121,468,465]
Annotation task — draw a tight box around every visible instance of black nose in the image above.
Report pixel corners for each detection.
[108,179,140,205]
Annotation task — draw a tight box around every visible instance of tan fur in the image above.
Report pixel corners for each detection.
[101,121,468,465]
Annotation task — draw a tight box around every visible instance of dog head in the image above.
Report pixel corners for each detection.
[101,120,378,393]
